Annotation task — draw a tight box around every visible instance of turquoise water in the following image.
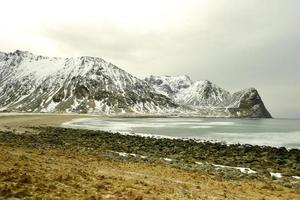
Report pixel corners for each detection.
[63,118,300,149]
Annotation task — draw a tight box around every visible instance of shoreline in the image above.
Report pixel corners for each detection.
[1,113,299,150]
[0,111,274,119]
[63,117,300,150]
[1,113,299,149]
[1,126,299,178]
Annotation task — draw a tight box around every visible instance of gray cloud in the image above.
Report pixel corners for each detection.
[11,1,300,118]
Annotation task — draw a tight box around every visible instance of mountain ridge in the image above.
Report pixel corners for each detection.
[145,75,272,118]
[0,50,178,114]
[0,50,271,118]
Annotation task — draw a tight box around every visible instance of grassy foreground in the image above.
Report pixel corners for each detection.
[0,114,299,199]
[0,144,299,200]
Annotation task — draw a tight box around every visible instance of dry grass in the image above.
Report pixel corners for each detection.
[0,144,299,200]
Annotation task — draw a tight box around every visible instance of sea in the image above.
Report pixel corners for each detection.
[63,117,300,149]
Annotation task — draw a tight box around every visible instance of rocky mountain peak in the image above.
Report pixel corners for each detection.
[0,50,177,114]
[145,75,193,97]
[145,75,271,118]
[12,50,35,58]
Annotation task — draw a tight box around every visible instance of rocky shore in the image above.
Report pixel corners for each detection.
[0,126,299,186]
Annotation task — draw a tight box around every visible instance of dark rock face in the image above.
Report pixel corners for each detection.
[228,88,272,118]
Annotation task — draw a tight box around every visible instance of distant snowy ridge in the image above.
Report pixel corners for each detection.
[0,50,271,118]
[145,75,272,118]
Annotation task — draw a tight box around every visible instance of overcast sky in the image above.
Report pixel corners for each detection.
[1,0,299,118]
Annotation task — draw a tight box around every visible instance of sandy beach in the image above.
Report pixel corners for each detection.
[0,113,96,134]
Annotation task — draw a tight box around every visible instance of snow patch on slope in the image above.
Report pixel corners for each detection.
[0,50,177,114]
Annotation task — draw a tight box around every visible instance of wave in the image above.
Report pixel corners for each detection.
[62,118,300,149]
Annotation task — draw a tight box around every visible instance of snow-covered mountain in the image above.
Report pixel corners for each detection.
[145,75,272,118]
[0,50,271,117]
[0,50,177,114]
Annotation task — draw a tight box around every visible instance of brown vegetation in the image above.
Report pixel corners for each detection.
[0,144,299,200]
